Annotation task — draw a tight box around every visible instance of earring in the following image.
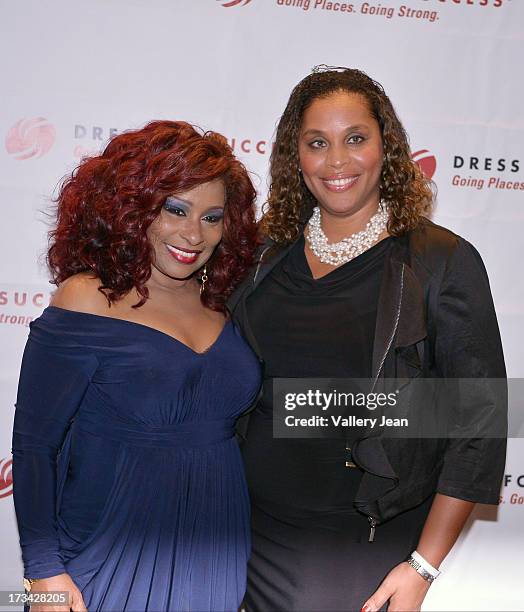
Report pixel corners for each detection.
[200,265,208,296]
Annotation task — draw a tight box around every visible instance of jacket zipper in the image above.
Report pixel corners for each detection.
[368,516,377,542]
[370,263,405,392]
[365,264,405,541]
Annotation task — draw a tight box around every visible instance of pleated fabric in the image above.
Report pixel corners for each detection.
[13,307,261,612]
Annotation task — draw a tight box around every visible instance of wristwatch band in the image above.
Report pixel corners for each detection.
[407,556,439,583]
[411,550,440,577]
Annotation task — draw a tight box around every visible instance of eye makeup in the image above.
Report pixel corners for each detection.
[163,196,224,223]
[163,196,189,215]
[203,209,225,224]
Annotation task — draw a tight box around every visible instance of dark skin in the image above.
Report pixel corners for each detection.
[361,496,475,611]
[54,180,227,354]
[299,92,477,611]
[28,180,227,612]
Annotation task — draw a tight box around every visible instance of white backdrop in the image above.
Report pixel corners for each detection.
[1,0,523,609]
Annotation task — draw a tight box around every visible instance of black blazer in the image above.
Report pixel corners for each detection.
[227,218,507,525]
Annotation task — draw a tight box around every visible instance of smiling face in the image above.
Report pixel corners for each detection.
[146,180,225,284]
[298,91,383,225]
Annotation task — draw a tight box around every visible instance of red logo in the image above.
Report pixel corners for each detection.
[5,118,56,160]
[217,0,252,7]
[0,457,13,499]
[412,149,437,180]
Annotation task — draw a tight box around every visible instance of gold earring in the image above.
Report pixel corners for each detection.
[200,266,208,295]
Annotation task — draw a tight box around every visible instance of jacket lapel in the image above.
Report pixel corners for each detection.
[352,235,428,514]
[372,235,427,380]
[371,252,405,381]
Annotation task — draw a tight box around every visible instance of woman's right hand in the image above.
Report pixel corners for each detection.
[28,573,87,612]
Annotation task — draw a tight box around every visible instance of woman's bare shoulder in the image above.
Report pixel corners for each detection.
[50,273,111,315]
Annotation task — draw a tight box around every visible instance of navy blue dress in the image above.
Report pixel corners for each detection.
[12,306,261,612]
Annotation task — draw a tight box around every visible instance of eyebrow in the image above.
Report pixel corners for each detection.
[301,124,370,137]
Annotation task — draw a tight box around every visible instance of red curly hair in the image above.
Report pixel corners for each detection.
[48,120,259,312]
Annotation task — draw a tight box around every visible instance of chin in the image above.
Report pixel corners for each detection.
[320,194,377,216]
[157,262,199,282]
[172,267,199,281]
[318,201,359,217]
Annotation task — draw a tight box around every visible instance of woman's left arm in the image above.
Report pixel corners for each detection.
[363,237,507,612]
[361,494,474,611]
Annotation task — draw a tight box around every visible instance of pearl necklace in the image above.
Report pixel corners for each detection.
[305,204,389,266]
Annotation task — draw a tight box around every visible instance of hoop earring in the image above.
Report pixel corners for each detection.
[200,265,208,296]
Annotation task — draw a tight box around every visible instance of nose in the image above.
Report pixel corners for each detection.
[179,217,204,247]
[326,143,349,170]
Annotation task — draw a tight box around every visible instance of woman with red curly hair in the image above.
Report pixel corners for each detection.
[229,68,506,611]
[12,120,261,612]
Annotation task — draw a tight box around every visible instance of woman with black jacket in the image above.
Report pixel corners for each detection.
[228,67,506,612]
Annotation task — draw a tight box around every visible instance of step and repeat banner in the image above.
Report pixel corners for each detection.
[1,0,523,609]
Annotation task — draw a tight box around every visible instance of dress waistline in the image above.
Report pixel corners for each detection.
[74,412,236,448]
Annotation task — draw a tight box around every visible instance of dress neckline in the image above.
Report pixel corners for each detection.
[277,235,391,293]
[44,305,231,356]
[301,235,392,282]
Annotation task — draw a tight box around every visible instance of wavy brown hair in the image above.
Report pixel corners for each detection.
[261,67,434,243]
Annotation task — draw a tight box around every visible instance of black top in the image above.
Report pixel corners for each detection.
[230,219,507,518]
[244,235,391,517]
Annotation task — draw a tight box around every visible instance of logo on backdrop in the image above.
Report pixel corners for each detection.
[0,457,13,499]
[275,1,440,22]
[73,123,120,159]
[451,153,523,192]
[0,285,51,328]
[273,0,508,19]
[5,118,56,160]
[412,149,437,180]
[217,0,252,7]
[421,0,504,6]
[228,136,267,156]
[408,148,523,193]
[501,473,524,507]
